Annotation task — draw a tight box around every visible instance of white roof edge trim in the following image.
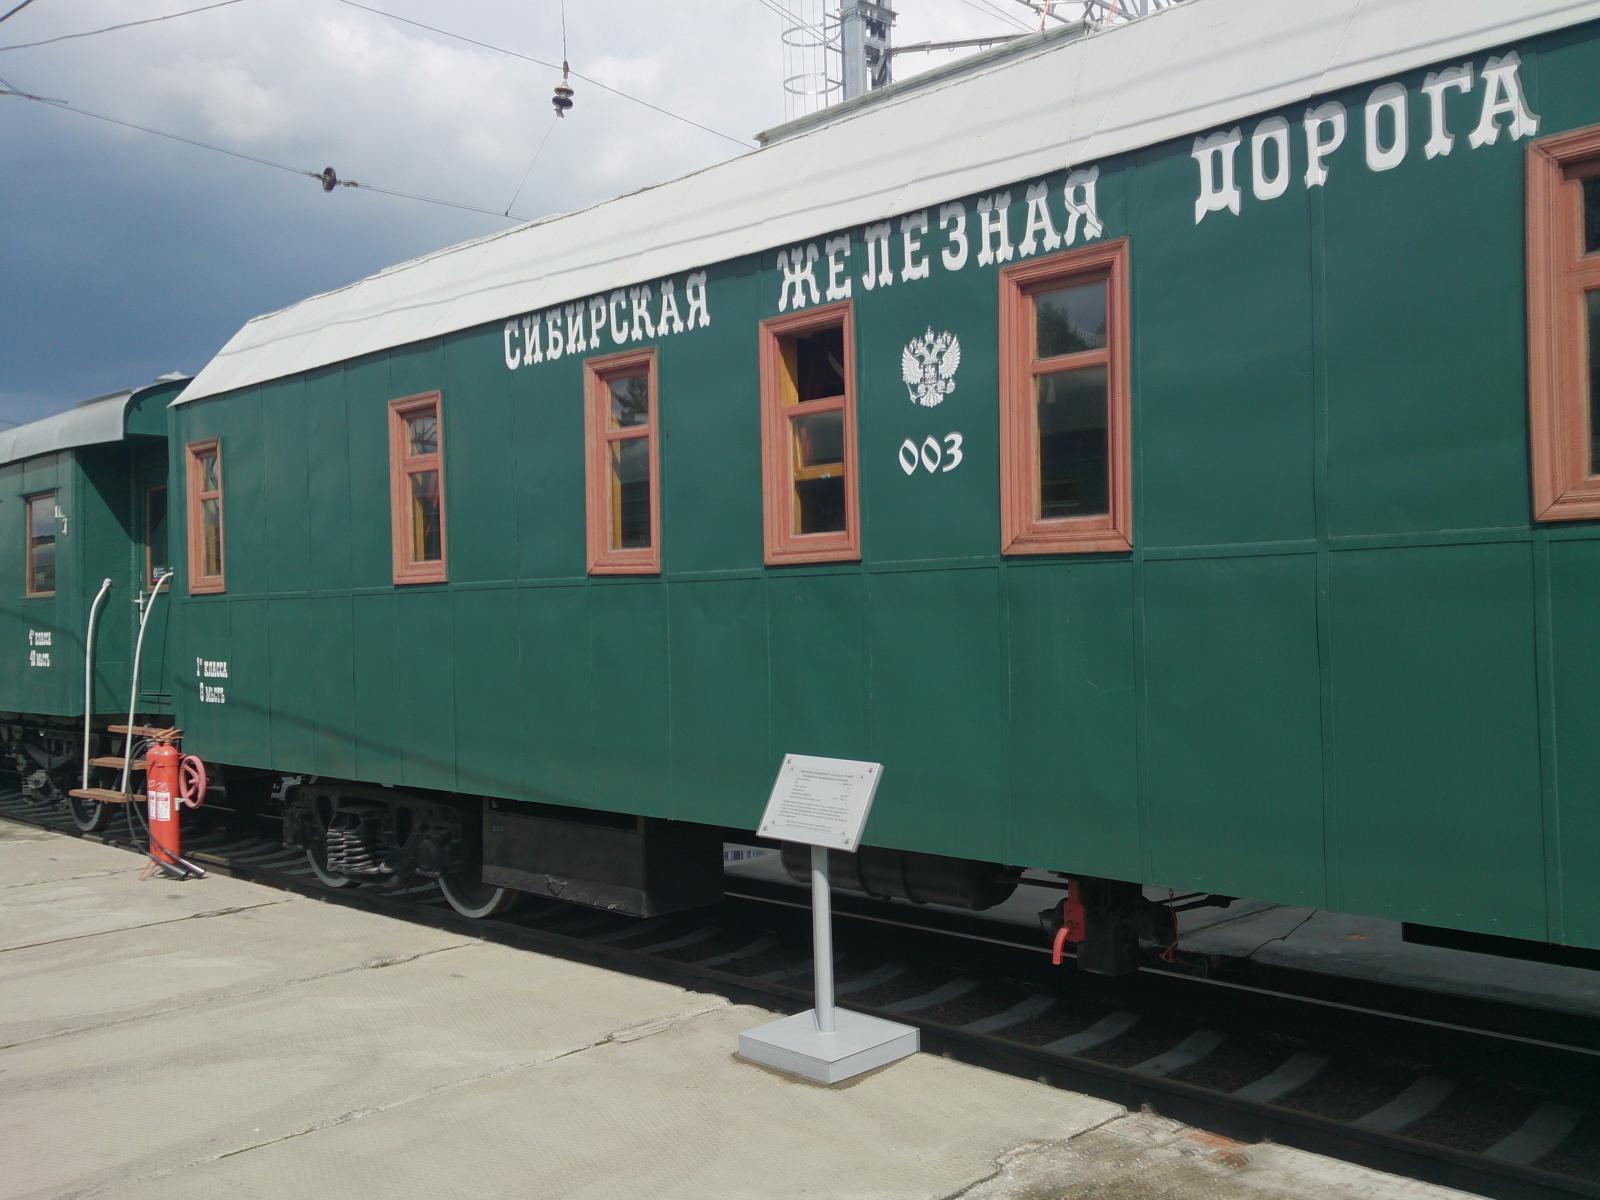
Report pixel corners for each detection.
[175,0,1600,407]
[0,391,132,469]
[0,377,190,468]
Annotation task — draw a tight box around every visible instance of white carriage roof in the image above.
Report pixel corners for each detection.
[175,0,1600,406]
[0,390,132,468]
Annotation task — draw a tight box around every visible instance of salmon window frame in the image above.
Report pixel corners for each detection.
[185,438,226,595]
[758,300,861,565]
[998,238,1132,555]
[388,392,448,585]
[583,347,662,575]
[1527,123,1600,522]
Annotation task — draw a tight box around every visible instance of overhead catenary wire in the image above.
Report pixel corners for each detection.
[754,0,830,43]
[0,0,39,27]
[504,114,558,216]
[0,0,247,53]
[334,0,753,149]
[0,80,518,221]
[956,0,1034,32]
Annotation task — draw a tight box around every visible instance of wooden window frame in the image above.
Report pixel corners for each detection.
[1527,124,1600,522]
[388,392,448,585]
[583,347,661,575]
[144,484,168,589]
[758,300,861,565]
[24,491,56,598]
[998,238,1132,555]
[185,439,225,595]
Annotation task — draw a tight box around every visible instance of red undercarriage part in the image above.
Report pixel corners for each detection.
[1050,880,1088,965]
[1040,878,1214,976]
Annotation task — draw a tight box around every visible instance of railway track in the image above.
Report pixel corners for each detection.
[5,789,1598,1200]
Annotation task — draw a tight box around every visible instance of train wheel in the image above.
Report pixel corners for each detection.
[305,843,357,889]
[68,794,115,833]
[438,871,518,919]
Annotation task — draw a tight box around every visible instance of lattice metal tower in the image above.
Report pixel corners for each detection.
[1077,0,1186,26]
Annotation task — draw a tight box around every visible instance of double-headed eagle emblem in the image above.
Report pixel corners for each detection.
[901,327,962,408]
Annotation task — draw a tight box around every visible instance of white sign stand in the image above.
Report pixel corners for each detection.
[736,755,919,1084]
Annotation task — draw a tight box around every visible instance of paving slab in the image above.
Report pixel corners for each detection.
[0,835,277,952]
[125,1002,1122,1200]
[0,891,469,1047]
[2,933,725,1199]
[961,1112,1476,1200]
[0,818,145,889]
[0,817,56,847]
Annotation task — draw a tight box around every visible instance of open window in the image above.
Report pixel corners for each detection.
[1528,124,1600,521]
[998,238,1132,554]
[24,492,55,597]
[584,347,660,574]
[185,439,225,594]
[388,393,447,584]
[759,300,860,564]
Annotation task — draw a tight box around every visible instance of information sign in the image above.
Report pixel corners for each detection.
[739,753,916,1084]
[757,754,882,852]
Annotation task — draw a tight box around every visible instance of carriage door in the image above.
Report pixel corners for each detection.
[133,458,172,708]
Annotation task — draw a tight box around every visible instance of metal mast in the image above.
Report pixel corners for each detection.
[839,0,896,100]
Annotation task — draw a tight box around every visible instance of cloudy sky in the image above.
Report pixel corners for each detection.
[0,0,1049,426]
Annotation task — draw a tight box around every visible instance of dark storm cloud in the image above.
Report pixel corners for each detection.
[0,0,1011,425]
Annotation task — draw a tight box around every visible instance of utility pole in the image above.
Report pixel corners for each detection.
[839,0,896,100]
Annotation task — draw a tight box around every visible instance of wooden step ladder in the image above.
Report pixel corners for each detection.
[67,787,147,805]
[109,725,181,740]
[72,726,179,804]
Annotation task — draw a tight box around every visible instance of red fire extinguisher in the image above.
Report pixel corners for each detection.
[143,740,207,876]
[147,740,182,869]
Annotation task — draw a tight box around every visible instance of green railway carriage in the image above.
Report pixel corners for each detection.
[142,0,1600,953]
[2,378,180,812]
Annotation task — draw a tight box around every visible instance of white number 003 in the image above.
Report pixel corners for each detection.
[898,433,964,476]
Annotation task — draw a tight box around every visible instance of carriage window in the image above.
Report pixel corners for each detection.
[584,348,660,574]
[388,393,447,584]
[1527,128,1600,521]
[185,440,225,594]
[759,302,859,564]
[1586,177,1600,254]
[999,239,1131,554]
[25,492,55,597]
[145,486,168,588]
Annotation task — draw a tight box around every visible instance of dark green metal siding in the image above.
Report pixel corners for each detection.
[167,25,1600,949]
[2,452,73,716]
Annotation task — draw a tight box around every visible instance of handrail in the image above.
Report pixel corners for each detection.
[81,578,113,790]
[121,571,171,794]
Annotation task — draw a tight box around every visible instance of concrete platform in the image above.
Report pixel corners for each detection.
[2,823,1477,1200]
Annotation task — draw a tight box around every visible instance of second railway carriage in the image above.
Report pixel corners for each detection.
[2,377,182,827]
[161,0,1600,961]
